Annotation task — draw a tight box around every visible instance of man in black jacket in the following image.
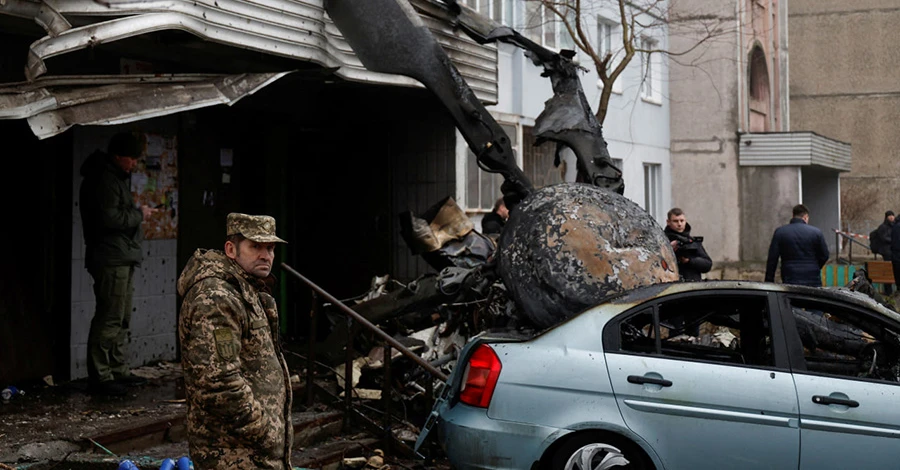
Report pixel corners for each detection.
[481,197,509,236]
[891,216,900,294]
[765,204,829,287]
[664,208,712,281]
[79,132,157,396]
[871,210,894,261]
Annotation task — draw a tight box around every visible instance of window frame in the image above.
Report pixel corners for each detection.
[457,120,522,213]
[595,17,623,94]
[523,2,582,51]
[642,162,662,220]
[778,293,900,387]
[472,0,508,23]
[639,35,662,104]
[603,290,792,372]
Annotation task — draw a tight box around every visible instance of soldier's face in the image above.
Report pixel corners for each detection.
[226,239,276,278]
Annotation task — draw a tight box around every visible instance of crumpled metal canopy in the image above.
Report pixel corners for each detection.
[0,0,498,139]
[0,73,291,139]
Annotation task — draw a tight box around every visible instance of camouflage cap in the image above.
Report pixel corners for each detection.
[226,213,287,243]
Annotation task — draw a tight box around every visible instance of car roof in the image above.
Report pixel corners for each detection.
[605,280,900,322]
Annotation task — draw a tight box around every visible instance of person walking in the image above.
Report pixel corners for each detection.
[765,204,829,287]
[79,131,155,396]
[177,213,292,470]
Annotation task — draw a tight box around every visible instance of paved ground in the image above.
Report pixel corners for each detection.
[0,362,447,470]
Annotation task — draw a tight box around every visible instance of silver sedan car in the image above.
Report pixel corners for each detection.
[416,281,900,469]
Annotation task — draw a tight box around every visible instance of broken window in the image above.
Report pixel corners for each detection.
[789,299,900,383]
[620,309,656,354]
[619,295,774,367]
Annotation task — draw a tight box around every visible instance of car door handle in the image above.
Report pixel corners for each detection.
[627,375,672,387]
[812,395,859,408]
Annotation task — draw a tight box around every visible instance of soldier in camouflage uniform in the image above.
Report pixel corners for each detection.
[177,213,293,470]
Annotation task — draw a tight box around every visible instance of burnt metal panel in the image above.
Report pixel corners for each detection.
[0,0,498,102]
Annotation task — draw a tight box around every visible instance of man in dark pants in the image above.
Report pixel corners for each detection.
[891,217,900,295]
[765,204,829,287]
[79,132,157,396]
[872,210,894,294]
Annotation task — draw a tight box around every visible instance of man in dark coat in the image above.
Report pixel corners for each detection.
[765,204,829,287]
[891,217,900,294]
[481,197,509,236]
[872,210,894,261]
[664,208,712,281]
[79,131,157,396]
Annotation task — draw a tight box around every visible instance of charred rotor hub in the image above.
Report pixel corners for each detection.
[498,183,679,329]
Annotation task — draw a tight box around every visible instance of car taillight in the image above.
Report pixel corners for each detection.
[459,344,502,408]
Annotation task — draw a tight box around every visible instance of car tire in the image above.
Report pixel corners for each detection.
[550,433,650,470]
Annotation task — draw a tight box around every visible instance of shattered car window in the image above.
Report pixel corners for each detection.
[790,299,900,383]
[621,309,655,354]
[653,295,774,367]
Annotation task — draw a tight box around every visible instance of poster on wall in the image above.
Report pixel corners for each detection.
[131,133,178,239]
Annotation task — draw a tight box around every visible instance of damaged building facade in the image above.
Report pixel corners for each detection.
[0,0,506,383]
[669,0,851,276]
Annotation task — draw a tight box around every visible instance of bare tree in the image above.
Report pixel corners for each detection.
[531,0,733,125]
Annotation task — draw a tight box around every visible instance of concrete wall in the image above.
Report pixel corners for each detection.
[669,6,741,262]
[670,0,790,265]
[789,1,900,232]
[739,166,801,262]
[70,122,178,380]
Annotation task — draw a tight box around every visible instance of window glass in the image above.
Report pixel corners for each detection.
[642,163,661,220]
[621,309,656,354]
[789,299,900,383]
[654,295,773,366]
[524,1,543,44]
[543,7,557,48]
[503,0,514,25]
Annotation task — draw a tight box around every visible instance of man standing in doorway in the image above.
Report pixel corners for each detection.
[80,131,155,396]
[664,208,712,281]
[765,204,829,287]
[177,213,293,470]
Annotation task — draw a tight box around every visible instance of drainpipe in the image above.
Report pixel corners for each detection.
[782,0,790,131]
[735,0,744,134]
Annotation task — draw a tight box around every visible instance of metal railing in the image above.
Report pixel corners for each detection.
[833,229,874,265]
[281,263,447,455]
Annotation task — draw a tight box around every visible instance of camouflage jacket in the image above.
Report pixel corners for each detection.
[177,249,292,470]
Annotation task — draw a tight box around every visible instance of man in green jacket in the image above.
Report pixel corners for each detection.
[177,213,293,469]
[79,132,157,396]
